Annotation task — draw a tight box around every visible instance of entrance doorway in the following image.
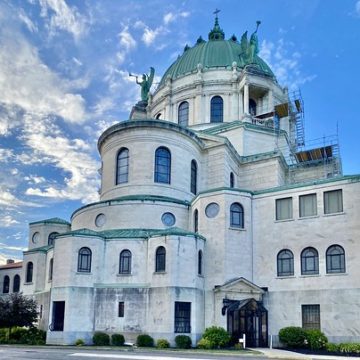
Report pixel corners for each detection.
[51,301,65,331]
[224,298,268,347]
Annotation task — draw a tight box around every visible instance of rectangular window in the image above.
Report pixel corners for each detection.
[52,301,65,331]
[299,194,317,217]
[276,197,293,220]
[324,189,343,214]
[118,302,124,318]
[302,304,320,330]
[174,302,191,333]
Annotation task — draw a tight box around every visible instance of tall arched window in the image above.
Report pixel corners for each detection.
[194,209,198,233]
[155,246,166,272]
[191,160,197,194]
[116,148,129,184]
[178,101,189,127]
[2,275,9,293]
[119,250,132,274]
[326,245,345,273]
[26,262,33,283]
[230,172,235,188]
[277,250,294,276]
[48,232,59,246]
[198,250,203,275]
[249,98,257,116]
[13,274,20,293]
[154,147,171,184]
[78,247,92,273]
[301,247,319,275]
[49,258,54,281]
[210,96,223,123]
[230,202,244,228]
[156,113,162,119]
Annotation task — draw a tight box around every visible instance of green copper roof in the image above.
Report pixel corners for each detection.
[24,245,53,254]
[29,217,70,226]
[57,227,206,241]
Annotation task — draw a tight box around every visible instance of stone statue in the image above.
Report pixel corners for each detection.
[130,67,155,103]
[248,21,261,63]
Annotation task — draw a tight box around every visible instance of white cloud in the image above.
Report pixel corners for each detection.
[18,8,38,32]
[259,38,316,90]
[118,26,136,52]
[142,26,165,46]
[0,216,19,228]
[163,12,176,25]
[39,0,87,40]
[0,188,40,208]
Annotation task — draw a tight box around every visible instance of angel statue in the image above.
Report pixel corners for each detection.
[129,67,155,103]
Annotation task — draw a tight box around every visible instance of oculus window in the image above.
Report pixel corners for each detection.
[326,245,345,273]
[324,189,343,214]
[119,250,132,274]
[178,101,189,127]
[155,246,166,272]
[154,147,171,184]
[230,202,244,228]
[116,148,129,184]
[210,96,223,123]
[299,194,317,217]
[276,197,293,220]
[161,212,176,227]
[302,304,320,330]
[78,247,92,273]
[205,202,220,218]
[277,249,294,277]
[301,247,319,275]
[174,302,191,333]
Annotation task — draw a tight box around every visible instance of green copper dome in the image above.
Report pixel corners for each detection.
[158,19,274,87]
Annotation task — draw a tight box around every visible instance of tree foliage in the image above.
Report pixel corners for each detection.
[0,293,38,330]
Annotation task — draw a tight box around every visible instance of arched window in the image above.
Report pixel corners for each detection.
[194,209,198,233]
[13,274,20,293]
[156,113,162,119]
[230,172,235,188]
[26,262,33,283]
[198,250,203,275]
[155,246,166,272]
[49,258,53,281]
[191,160,197,194]
[2,275,9,293]
[178,101,189,127]
[78,247,92,273]
[301,247,319,275]
[119,250,132,274]
[230,202,244,228]
[154,147,171,184]
[210,96,223,123]
[277,250,294,276]
[48,232,59,246]
[326,245,345,273]
[116,148,129,184]
[249,98,257,116]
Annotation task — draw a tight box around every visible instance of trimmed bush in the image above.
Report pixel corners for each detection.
[279,327,306,348]
[338,343,360,354]
[75,339,85,346]
[136,334,154,347]
[202,326,230,349]
[92,332,110,346]
[175,335,192,349]
[7,327,46,345]
[0,329,8,344]
[156,338,170,348]
[326,342,340,352]
[304,329,327,350]
[111,333,125,346]
[197,338,212,349]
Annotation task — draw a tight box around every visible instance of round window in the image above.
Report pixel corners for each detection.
[95,213,106,227]
[32,232,40,244]
[161,212,176,227]
[205,203,220,218]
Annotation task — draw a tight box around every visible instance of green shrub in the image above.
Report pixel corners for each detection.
[92,332,110,346]
[326,342,340,352]
[9,328,28,342]
[279,327,306,348]
[136,334,154,347]
[202,326,230,349]
[175,335,192,349]
[111,333,125,346]
[304,329,327,350]
[197,337,212,349]
[75,339,85,346]
[339,343,360,354]
[156,338,170,348]
[0,329,8,344]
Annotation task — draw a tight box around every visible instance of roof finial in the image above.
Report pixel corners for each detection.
[209,8,225,41]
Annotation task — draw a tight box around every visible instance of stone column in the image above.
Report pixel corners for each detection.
[244,83,249,115]
[268,89,273,113]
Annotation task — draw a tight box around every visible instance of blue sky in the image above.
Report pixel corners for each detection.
[0,0,360,263]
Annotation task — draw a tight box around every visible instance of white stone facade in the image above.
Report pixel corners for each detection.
[1,20,359,347]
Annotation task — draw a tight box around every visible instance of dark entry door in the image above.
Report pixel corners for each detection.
[52,301,65,331]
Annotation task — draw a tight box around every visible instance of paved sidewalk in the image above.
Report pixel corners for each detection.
[254,347,360,359]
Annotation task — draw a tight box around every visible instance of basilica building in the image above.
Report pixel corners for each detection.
[1,16,359,347]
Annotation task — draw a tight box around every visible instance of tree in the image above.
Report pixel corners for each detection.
[0,293,38,334]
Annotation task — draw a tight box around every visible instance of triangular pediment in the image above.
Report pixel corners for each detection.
[214,277,265,295]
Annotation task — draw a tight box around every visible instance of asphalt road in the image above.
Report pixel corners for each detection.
[0,346,272,360]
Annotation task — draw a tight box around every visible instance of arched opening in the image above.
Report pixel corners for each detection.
[210,96,223,123]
